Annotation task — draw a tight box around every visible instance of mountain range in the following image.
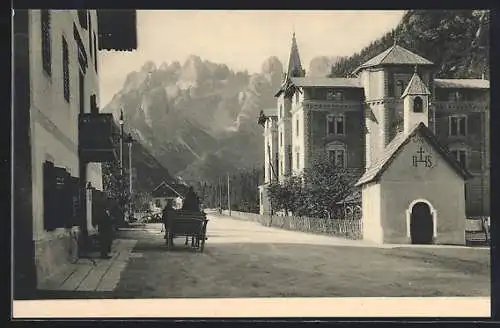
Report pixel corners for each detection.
[102,9,489,194]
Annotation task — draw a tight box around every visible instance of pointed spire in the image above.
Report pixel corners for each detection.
[287,30,305,78]
[401,69,431,98]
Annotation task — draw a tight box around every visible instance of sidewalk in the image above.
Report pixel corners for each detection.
[38,239,137,293]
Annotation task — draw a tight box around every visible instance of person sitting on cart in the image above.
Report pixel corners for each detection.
[162,199,175,241]
[181,186,201,212]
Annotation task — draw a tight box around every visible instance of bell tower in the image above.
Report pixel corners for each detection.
[402,66,431,134]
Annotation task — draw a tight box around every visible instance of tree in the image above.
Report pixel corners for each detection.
[266,153,359,219]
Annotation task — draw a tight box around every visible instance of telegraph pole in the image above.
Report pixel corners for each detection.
[227,174,231,216]
[218,176,222,212]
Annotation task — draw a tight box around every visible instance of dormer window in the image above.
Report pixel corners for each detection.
[295,92,300,104]
[280,105,283,118]
[413,96,423,113]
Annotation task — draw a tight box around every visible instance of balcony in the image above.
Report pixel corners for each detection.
[79,113,117,163]
[433,101,489,112]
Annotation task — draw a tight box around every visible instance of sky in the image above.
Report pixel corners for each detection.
[99,10,405,106]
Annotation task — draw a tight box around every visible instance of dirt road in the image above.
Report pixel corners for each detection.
[113,213,490,298]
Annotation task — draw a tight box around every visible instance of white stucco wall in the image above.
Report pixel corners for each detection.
[28,10,103,285]
[361,182,383,244]
[379,134,466,245]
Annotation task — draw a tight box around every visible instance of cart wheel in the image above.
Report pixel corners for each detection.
[200,236,205,253]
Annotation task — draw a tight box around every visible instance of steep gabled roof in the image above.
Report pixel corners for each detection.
[151,180,188,199]
[287,32,305,78]
[401,71,431,98]
[434,79,490,89]
[356,122,471,187]
[353,45,434,75]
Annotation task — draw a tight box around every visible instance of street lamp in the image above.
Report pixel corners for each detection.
[119,109,124,177]
[124,133,134,220]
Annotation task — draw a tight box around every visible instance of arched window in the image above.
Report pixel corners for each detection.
[327,142,347,168]
[413,96,423,113]
[395,80,405,97]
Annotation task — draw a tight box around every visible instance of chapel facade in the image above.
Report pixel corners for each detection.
[258,34,490,245]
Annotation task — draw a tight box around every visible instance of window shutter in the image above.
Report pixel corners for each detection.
[54,167,72,228]
[77,10,88,29]
[68,176,82,227]
[43,161,57,230]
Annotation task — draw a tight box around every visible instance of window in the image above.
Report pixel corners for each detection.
[93,31,98,72]
[449,115,467,136]
[88,12,92,59]
[280,160,283,175]
[90,94,98,114]
[280,132,283,146]
[413,96,423,113]
[296,119,299,137]
[328,149,346,168]
[77,10,88,29]
[395,80,405,97]
[450,149,467,168]
[41,10,52,76]
[326,89,344,101]
[295,93,299,104]
[287,145,292,174]
[280,105,283,118]
[296,152,300,169]
[448,91,463,101]
[155,199,161,207]
[62,36,70,102]
[327,89,334,100]
[327,114,345,135]
[79,71,84,114]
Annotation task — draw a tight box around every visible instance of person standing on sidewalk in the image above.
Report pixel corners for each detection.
[98,208,114,259]
[162,199,175,245]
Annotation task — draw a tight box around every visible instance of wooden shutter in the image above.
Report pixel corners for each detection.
[43,162,72,230]
[43,161,57,230]
[68,176,82,227]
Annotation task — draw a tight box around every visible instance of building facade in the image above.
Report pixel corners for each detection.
[259,34,489,243]
[13,9,137,298]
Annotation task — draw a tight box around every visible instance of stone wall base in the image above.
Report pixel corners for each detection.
[35,227,81,289]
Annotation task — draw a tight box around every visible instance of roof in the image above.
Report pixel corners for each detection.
[287,32,305,78]
[353,45,434,74]
[355,122,471,187]
[401,71,431,98]
[290,77,362,88]
[262,108,278,117]
[434,79,490,89]
[151,180,189,199]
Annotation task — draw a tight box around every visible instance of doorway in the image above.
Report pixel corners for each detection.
[410,202,434,244]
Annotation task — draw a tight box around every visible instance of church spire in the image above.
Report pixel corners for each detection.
[287,31,305,78]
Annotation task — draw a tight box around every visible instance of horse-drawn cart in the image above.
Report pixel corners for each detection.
[165,210,209,252]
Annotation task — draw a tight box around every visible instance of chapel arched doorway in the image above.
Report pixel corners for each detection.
[410,202,434,244]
